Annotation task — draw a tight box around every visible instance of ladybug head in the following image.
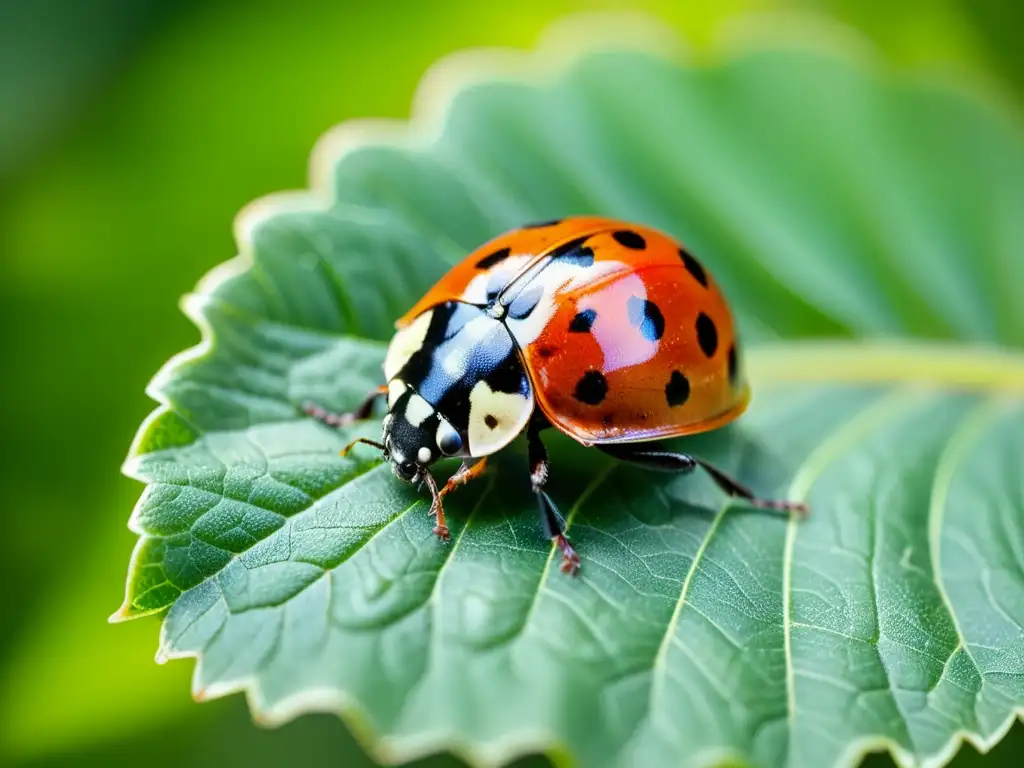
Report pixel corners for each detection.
[381,385,464,484]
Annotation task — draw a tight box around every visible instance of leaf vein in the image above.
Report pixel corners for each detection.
[644,502,734,730]
[927,400,1002,680]
[783,389,919,764]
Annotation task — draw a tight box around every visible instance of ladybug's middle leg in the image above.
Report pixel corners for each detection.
[302,384,387,427]
[596,442,808,514]
[527,415,580,576]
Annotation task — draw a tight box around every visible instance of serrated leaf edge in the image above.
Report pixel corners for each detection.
[110,9,1024,768]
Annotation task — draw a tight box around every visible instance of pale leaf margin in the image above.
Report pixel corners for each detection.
[108,10,1024,768]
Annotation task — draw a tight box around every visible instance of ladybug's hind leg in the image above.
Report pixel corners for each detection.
[303,384,387,427]
[528,416,581,576]
[596,442,808,515]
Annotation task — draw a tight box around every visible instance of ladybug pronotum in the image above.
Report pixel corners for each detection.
[304,216,807,575]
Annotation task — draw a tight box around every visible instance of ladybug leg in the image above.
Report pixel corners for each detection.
[427,459,488,543]
[422,471,450,542]
[538,490,580,576]
[596,443,808,515]
[596,444,697,473]
[440,457,488,499]
[528,417,581,576]
[692,457,808,514]
[302,384,387,427]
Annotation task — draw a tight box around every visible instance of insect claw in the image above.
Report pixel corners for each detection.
[751,497,810,516]
[554,534,581,577]
[560,552,581,577]
[423,472,449,537]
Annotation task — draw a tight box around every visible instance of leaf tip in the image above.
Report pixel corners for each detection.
[108,599,164,625]
[107,602,135,624]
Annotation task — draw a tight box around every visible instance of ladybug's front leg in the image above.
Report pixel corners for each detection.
[421,471,450,542]
[596,442,808,514]
[440,457,488,499]
[302,384,387,427]
[528,417,580,576]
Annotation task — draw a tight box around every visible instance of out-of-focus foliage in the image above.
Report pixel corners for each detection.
[0,0,192,183]
[1,1,1022,767]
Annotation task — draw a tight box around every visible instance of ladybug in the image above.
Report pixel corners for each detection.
[304,216,807,575]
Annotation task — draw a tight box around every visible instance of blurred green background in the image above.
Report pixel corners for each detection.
[1,0,1022,766]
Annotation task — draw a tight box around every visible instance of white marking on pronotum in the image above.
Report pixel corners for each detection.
[384,309,433,380]
[417,446,433,464]
[388,379,406,408]
[405,393,435,427]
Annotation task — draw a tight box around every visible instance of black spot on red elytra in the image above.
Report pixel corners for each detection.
[696,312,718,357]
[728,344,738,385]
[569,308,597,333]
[665,371,690,407]
[602,414,615,427]
[627,296,665,342]
[612,230,646,249]
[679,248,707,287]
[484,414,498,429]
[477,247,511,269]
[573,370,607,405]
[536,345,558,359]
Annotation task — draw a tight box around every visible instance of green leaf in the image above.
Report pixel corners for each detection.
[112,15,1024,768]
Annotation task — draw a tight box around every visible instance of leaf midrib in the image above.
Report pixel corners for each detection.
[749,339,1024,391]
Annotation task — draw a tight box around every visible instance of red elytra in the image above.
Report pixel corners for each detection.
[397,215,749,445]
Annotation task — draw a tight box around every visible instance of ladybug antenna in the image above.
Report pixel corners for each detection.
[339,437,386,458]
